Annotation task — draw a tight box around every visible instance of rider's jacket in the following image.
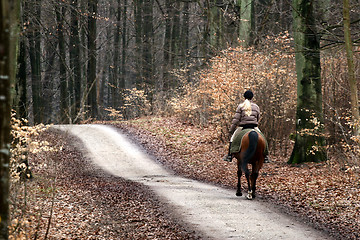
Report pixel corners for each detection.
[229,102,260,134]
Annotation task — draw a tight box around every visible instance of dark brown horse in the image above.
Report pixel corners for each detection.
[233,130,266,200]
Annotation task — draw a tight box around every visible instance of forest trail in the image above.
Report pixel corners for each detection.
[54,124,331,240]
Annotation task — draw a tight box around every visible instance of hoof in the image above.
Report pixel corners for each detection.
[236,191,242,196]
[246,191,253,200]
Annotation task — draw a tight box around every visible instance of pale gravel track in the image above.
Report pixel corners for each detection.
[54,124,332,240]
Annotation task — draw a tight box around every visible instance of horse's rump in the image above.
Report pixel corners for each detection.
[230,129,267,154]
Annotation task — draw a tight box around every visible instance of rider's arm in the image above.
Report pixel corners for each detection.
[229,104,243,134]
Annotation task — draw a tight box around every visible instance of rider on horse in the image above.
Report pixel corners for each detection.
[223,90,269,162]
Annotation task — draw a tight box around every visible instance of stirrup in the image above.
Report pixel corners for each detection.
[223,155,233,162]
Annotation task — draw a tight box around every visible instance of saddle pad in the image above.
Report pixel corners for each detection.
[230,129,267,154]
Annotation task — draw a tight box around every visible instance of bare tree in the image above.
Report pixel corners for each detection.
[238,0,255,46]
[26,0,43,124]
[289,0,327,163]
[87,0,99,118]
[1,0,19,238]
[70,0,82,122]
[343,0,360,136]
[56,3,69,123]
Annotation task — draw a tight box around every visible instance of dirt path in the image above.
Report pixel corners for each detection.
[55,124,331,240]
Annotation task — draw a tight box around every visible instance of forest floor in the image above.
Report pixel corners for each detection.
[112,116,360,240]
[10,116,359,239]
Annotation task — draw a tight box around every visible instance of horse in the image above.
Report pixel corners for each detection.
[233,130,266,200]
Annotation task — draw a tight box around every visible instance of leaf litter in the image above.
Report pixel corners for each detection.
[114,116,359,240]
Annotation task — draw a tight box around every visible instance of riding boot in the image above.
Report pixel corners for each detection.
[223,142,233,162]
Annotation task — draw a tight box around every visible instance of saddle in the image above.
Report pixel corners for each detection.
[230,129,268,154]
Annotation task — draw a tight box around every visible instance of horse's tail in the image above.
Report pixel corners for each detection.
[243,130,258,165]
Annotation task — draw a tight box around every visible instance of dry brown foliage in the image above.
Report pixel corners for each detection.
[167,32,360,163]
[169,33,296,152]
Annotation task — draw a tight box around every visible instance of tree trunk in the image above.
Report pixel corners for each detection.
[56,5,69,123]
[289,0,327,164]
[208,0,224,50]
[163,0,172,91]
[14,1,26,119]
[87,0,98,119]
[70,0,82,123]
[181,1,190,58]
[27,0,43,124]
[343,0,360,135]
[16,39,27,119]
[9,0,21,109]
[0,0,15,238]
[121,0,127,89]
[238,0,255,46]
[170,2,180,67]
[112,1,120,107]
[120,0,127,91]
[143,0,154,106]
[180,1,190,84]
[134,0,143,86]
[42,37,56,124]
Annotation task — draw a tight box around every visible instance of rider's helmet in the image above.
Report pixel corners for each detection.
[244,90,253,100]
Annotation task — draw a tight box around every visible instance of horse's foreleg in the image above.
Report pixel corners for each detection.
[236,167,242,196]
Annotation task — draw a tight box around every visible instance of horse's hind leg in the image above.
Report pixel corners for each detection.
[250,160,263,199]
[236,167,242,196]
[242,161,252,199]
[250,172,259,199]
[245,171,253,199]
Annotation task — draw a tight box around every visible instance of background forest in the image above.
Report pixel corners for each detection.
[16,0,294,124]
[13,0,360,162]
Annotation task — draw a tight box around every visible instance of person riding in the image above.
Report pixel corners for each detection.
[223,90,268,162]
